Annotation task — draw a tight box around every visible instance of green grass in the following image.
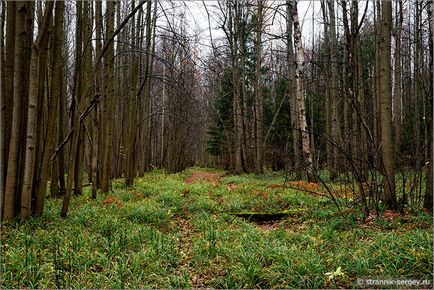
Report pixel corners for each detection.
[1,167,432,288]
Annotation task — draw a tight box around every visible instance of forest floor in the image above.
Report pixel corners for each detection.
[1,168,433,288]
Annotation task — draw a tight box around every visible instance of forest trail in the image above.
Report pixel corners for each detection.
[2,0,431,225]
[1,0,432,287]
[1,168,432,288]
[185,171,224,186]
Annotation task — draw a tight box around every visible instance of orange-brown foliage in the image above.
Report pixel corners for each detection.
[185,172,221,186]
[330,187,354,198]
[252,190,268,202]
[288,181,320,192]
[102,196,122,207]
[129,191,144,199]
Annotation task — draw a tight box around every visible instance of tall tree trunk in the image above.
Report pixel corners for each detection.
[239,22,249,172]
[350,2,359,169]
[322,1,332,176]
[125,2,139,187]
[374,1,382,167]
[0,2,4,205]
[136,6,145,176]
[140,0,154,174]
[34,1,64,216]
[353,2,368,174]
[1,1,15,217]
[286,1,300,175]
[379,1,397,210]
[423,0,433,211]
[81,0,93,194]
[341,1,356,171]
[393,1,403,159]
[0,1,4,163]
[57,43,67,196]
[73,0,85,195]
[91,0,103,198]
[328,1,341,179]
[229,2,243,173]
[292,0,314,181]
[414,1,422,170]
[101,0,115,194]
[3,1,34,220]
[254,0,264,174]
[21,1,54,219]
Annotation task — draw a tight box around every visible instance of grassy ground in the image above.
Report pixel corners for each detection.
[1,167,432,288]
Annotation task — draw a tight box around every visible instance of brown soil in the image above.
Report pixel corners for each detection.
[254,220,285,232]
[185,172,223,186]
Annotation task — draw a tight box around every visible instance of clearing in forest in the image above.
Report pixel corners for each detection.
[1,168,432,289]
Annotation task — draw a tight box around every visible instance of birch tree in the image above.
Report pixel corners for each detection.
[291,0,314,181]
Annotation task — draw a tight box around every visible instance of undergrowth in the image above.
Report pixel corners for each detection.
[1,167,432,288]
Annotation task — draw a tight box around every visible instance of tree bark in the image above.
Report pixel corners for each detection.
[0,2,4,202]
[423,0,433,211]
[292,0,314,182]
[414,1,422,170]
[21,1,54,219]
[3,1,34,220]
[73,0,85,195]
[1,1,15,218]
[375,1,381,161]
[379,1,397,210]
[393,1,403,159]
[34,1,64,216]
[125,2,139,187]
[254,0,264,174]
[229,2,243,173]
[57,41,67,197]
[328,1,341,179]
[81,0,93,194]
[141,0,155,174]
[91,0,103,198]
[322,1,332,177]
[101,0,116,194]
[286,1,300,175]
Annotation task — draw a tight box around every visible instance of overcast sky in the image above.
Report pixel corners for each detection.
[159,1,375,53]
[187,1,319,36]
[158,0,327,58]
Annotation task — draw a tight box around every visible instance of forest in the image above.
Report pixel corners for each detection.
[0,0,433,288]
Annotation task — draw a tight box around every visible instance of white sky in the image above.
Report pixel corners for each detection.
[162,0,375,53]
[180,1,322,45]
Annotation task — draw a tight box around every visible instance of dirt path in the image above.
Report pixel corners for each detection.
[175,217,203,287]
[185,171,224,186]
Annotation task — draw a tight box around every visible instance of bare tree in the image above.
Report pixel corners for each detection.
[423,0,433,211]
[291,0,314,181]
[3,1,34,220]
[21,1,54,218]
[101,0,116,194]
[1,2,15,202]
[393,1,403,158]
[379,1,397,210]
[254,0,264,174]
